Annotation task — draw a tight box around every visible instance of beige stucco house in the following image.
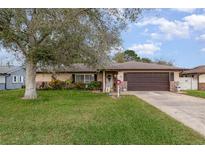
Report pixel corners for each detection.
[36,61,184,92]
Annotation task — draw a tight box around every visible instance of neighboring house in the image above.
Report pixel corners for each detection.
[180,65,205,90]
[0,66,25,90]
[36,61,184,92]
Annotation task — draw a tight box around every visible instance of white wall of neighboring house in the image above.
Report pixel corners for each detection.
[0,75,5,83]
[199,74,205,83]
[179,75,198,90]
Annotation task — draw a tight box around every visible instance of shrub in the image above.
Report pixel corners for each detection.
[87,81,102,90]
[39,82,52,90]
[74,82,86,89]
[65,79,72,85]
[49,79,66,89]
[64,83,76,89]
[37,79,101,90]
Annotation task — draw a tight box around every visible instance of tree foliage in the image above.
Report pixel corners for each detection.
[0,9,142,67]
[113,49,152,63]
[155,58,174,66]
[113,50,174,66]
[0,8,143,99]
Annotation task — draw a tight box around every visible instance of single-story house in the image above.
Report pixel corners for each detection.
[180,65,205,90]
[36,61,184,92]
[0,66,25,90]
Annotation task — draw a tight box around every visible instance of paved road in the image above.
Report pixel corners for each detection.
[125,91,205,137]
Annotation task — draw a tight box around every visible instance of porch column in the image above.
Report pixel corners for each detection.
[102,70,106,92]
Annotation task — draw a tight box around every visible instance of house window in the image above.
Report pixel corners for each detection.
[12,76,18,83]
[75,74,84,83]
[19,76,24,83]
[75,74,95,83]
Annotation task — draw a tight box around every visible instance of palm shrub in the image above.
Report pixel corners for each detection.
[87,81,102,90]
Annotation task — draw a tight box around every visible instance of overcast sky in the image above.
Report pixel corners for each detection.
[1,8,205,68]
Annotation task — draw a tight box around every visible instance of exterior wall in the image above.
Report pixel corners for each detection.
[117,71,180,81]
[97,72,103,82]
[199,83,205,90]
[6,68,25,90]
[0,75,5,83]
[199,74,205,83]
[179,76,198,90]
[174,72,180,82]
[0,75,5,90]
[56,73,72,81]
[36,73,72,82]
[36,72,103,82]
[170,81,178,92]
[117,71,124,81]
[0,83,5,90]
[36,73,53,82]
[116,70,180,82]
[199,74,205,90]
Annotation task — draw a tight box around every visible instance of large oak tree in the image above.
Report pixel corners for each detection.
[0,8,142,99]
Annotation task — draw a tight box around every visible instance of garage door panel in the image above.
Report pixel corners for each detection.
[125,72,169,91]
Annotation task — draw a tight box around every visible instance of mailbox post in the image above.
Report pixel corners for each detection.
[116,80,121,98]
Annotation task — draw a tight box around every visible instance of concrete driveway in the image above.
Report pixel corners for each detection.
[125,91,205,137]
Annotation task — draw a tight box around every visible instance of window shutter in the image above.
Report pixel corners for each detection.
[72,74,75,83]
[94,74,97,81]
[124,73,127,81]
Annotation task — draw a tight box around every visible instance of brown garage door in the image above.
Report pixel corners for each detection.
[124,72,170,91]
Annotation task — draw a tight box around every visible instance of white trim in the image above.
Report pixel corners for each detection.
[12,75,18,83]
[19,76,24,83]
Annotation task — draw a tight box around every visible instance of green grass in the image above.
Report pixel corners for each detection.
[184,90,205,99]
[0,90,205,144]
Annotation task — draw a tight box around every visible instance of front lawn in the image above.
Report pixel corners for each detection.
[184,90,205,99]
[0,90,205,144]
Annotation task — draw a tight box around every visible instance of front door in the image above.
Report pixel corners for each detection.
[106,74,113,91]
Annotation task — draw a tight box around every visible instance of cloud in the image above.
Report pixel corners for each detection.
[196,34,205,41]
[129,43,161,55]
[184,14,205,30]
[171,8,196,13]
[150,33,161,40]
[136,17,190,40]
[200,48,205,52]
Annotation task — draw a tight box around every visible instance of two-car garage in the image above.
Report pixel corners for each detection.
[124,72,170,91]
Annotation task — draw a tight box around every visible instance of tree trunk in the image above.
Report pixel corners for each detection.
[23,59,37,99]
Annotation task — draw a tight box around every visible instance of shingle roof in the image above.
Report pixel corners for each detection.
[37,64,97,73]
[106,61,183,70]
[37,61,183,73]
[0,66,22,74]
[183,65,205,74]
